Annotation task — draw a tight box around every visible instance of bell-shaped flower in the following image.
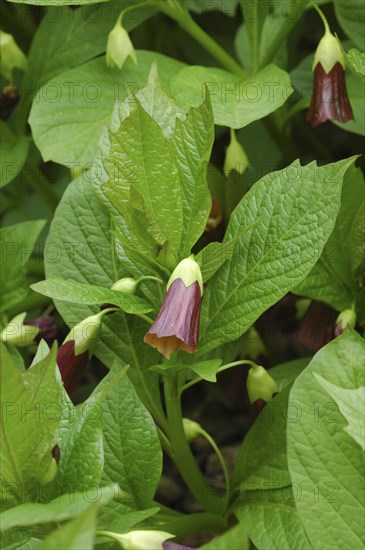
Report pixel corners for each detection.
[57,310,110,396]
[144,257,203,359]
[106,20,137,69]
[307,30,353,127]
[1,312,57,347]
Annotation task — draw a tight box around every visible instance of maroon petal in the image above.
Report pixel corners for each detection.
[56,340,89,397]
[307,62,353,127]
[144,279,201,359]
[24,315,57,346]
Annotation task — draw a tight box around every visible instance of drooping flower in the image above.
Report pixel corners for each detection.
[106,20,137,69]
[56,310,110,397]
[247,365,278,412]
[144,257,203,359]
[335,308,356,337]
[307,30,353,127]
[1,312,57,347]
[98,529,174,550]
[223,128,249,177]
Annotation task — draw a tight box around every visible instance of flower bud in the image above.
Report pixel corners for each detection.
[223,129,249,177]
[100,530,174,549]
[0,31,27,79]
[57,311,106,396]
[247,365,278,406]
[144,256,203,358]
[183,418,202,443]
[106,21,137,69]
[335,309,356,337]
[1,313,37,347]
[111,277,138,294]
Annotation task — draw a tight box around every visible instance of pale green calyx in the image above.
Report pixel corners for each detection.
[313,31,346,73]
[98,529,174,550]
[1,312,39,348]
[112,277,138,294]
[247,365,278,404]
[335,309,356,333]
[106,20,137,69]
[223,128,249,177]
[166,256,203,295]
[183,417,202,442]
[63,311,107,356]
[0,31,27,79]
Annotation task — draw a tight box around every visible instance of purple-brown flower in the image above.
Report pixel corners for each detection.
[144,257,203,359]
[24,315,57,346]
[307,30,353,127]
[56,310,109,397]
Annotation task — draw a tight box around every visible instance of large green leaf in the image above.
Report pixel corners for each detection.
[0,343,61,506]
[287,330,365,548]
[335,0,365,50]
[0,220,46,313]
[38,504,98,550]
[99,368,162,506]
[232,386,291,490]
[170,64,293,128]
[96,89,214,261]
[29,52,185,166]
[198,157,355,353]
[236,487,311,550]
[294,164,364,314]
[43,172,162,409]
[31,278,153,314]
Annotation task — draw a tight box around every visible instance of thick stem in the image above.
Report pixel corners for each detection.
[164,376,224,514]
[159,1,247,78]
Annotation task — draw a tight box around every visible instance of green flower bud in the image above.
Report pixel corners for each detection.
[313,30,345,73]
[63,311,106,356]
[1,313,39,347]
[100,530,174,550]
[167,255,203,296]
[111,277,138,294]
[106,21,137,69]
[247,365,278,404]
[223,128,249,177]
[183,417,202,443]
[0,31,27,79]
[41,458,58,485]
[335,309,356,336]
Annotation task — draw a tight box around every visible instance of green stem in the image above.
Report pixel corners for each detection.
[310,0,330,34]
[180,359,256,393]
[159,1,247,78]
[25,258,45,278]
[164,376,224,514]
[250,0,260,74]
[157,426,172,456]
[198,428,230,508]
[135,313,154,325]
[137,275,163,286]
[258,0,308,69]
[159,512,227,538]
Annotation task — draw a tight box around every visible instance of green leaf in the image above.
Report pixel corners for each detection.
[31,278,153,314]
[346,48,365,82]
[294,164,364,314]
[29,52,185,166]
[287,330,365,548]
[0,220,46,312]
[335,0,365,50]
[0,343,61,506]
[43,170,162,408]
[314,373,365,451]
[0,122,29,188]
[232,386,291,490]
[199,157,355,353]
[97,505,160,535]
[188,359,222,382]
[24,4,156,91]
[236,487,311,550]
[49,390,104,497]
[99,367,162,506]
[0,486,117,531]
[269,358,310,390]
[170,64,293,128]
[201,522,249,549]
[38,504,98,550]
